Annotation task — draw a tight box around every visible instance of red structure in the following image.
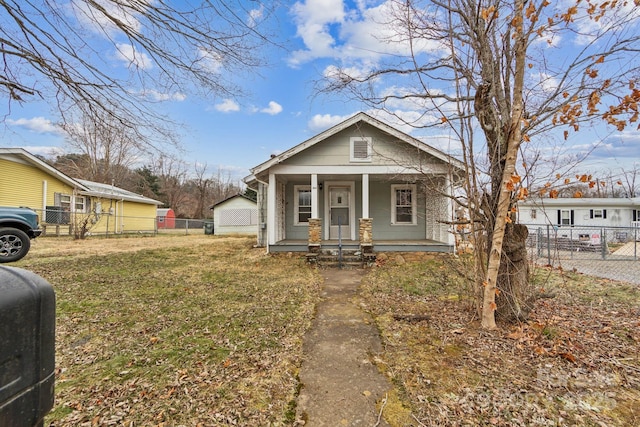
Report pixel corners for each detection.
[156,208,176,229]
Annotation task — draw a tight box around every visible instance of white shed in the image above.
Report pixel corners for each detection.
[211,194,258,236]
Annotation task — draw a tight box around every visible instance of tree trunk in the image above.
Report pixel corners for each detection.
[480,0,527,330]
[496,223,531,321]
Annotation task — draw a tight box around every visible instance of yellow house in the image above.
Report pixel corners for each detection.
[0,148,162,236]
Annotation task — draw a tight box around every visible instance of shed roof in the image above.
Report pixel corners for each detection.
[210,193,256,209]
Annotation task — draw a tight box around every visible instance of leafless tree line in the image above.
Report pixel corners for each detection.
[50,152,245,219]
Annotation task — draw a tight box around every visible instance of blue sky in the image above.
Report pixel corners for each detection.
[1,0,639,182]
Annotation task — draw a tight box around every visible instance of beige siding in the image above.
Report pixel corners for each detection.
[280,123,445,168]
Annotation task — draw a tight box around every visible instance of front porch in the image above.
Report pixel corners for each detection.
[268,239,453,253]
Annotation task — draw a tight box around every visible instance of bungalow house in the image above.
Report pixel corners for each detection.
[210,194,258,236]
[244,112,465,254]
[0,147,162,235]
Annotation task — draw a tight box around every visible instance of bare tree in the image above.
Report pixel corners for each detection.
[61,110,144,185]
[154,155,190,215]
[323,0,640,329]
[191,162,212,219]
[1,0,273,146]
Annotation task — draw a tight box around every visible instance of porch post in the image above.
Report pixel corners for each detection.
[446,174,455,246]
[362,173,370,218]
[311,173,319,218]
[268,172,276,246]
[360,173,374,260]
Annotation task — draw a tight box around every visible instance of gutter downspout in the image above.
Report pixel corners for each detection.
[255,176,269,253]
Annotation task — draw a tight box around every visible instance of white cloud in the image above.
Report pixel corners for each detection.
[19,146,66,158]
[115,43,153,69]
[261,101,283,115]
[288,0,443,67]
[215,99,240,113]
[69,0,143,36]
[308,113,353,131]
[140,90,187,102]
[530,72,560,93]
[248,5,264,27]
[196,48,223,73]
[7,117,63,135]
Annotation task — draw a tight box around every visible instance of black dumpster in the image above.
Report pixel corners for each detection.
[204,221,214,235]
[0,266,55,427]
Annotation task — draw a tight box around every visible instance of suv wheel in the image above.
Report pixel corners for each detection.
[0,227,31,263]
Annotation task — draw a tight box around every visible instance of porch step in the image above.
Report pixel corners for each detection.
[307,249,377,268]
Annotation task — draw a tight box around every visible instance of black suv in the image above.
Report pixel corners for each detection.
[0,207,42,263]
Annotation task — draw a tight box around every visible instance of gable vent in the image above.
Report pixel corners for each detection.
[350,137,372,162]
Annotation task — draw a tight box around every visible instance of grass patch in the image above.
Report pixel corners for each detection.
[18,235,321,426]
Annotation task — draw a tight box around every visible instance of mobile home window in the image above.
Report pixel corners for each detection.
[391,184,416,225]
[559,209,573,226]
[590,209,606,219]
[530,209,537,219]
[294,185,312,225]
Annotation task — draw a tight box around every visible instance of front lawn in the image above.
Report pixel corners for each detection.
[18,235,321,426]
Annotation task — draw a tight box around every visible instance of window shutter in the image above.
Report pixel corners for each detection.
[570,210,574,225]
[557,210,561,225]
[590,209,594,219]
[634,210,637,222]
[603,209,607,219]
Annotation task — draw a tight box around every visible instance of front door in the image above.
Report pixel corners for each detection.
[329,186,350,240]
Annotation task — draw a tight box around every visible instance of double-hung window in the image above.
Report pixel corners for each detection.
[294,185,312,225]
[391,184,416,225]
[559,209,573,226]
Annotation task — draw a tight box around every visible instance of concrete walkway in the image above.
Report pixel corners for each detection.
[295,268,392,427]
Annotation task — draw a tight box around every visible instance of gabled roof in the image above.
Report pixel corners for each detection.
[249,112,465,176]
[210,193,257,209]
[157,208,174,216]
[0,147,89,190]
[1,147,162,205]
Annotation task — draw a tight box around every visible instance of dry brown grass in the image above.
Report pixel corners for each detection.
[15,235,322,426]
[360,257,640,426]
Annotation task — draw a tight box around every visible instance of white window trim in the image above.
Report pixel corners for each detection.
[294,185,312,226]
[350,137,372,162]
[593,209,603,218]
[391,184,417,225]
[560,209,572,225]
[74,195,88,213]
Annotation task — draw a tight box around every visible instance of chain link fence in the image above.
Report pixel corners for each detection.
[524,224,640,284]
[33,208,212,237]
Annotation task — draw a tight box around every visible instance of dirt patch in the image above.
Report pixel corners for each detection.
[295,268,392,426]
